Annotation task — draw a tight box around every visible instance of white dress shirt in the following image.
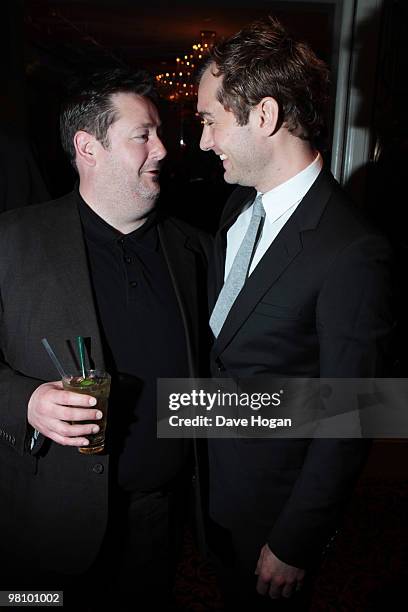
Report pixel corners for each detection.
[224,153,323,280]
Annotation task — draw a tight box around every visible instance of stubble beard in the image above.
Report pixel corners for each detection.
[133,174,160,203]
[93,171,160,230]
[225,152,262,189]
[130,175,160,220]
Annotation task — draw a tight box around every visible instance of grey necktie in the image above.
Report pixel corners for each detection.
[210,194,265,338]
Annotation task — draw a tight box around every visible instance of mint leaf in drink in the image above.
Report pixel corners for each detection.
[79,379,94,387]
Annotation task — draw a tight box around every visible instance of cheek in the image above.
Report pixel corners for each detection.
[122,147,147,172]
[235,132,256,160]
[213,128,232,152]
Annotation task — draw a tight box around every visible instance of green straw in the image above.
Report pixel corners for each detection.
[76,336,86,379]
[41,338,67,379]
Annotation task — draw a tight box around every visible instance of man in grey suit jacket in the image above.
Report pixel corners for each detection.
[0,68,210,610]
[197,16,393,610]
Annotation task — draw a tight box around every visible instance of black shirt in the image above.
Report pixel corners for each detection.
[77,191,189,491]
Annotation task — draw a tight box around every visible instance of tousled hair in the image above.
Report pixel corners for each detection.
[203,16,330,143]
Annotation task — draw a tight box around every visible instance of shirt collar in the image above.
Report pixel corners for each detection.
[76,187,158,251]
[260,152,323,223]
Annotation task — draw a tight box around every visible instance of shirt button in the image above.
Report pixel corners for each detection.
[129,281,137,288]
[118,238,125,246]
[92,463,104,474]
[124,256,132,264]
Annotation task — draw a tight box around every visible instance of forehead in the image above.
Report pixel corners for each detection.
[197,65,222,111]
[110,92,160,127]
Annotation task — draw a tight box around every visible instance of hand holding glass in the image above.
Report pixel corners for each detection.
[62,369,111,454]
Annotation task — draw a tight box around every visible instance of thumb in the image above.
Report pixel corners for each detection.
[255,546,265,575]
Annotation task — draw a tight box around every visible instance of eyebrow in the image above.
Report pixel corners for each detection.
[132,122,161,130]
[197,111,214,118]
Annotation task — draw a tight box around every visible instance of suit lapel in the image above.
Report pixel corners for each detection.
[212,169,336,358]
[212,231,226,306]
[213,218,303,357]
[42,193,105,369]
[158,218,200,376]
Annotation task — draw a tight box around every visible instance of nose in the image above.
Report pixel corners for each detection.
[199,125,213,152]
[150,135,167,161]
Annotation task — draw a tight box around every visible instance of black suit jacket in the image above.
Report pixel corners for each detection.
[0,191,211,576]
[208,169,393,568]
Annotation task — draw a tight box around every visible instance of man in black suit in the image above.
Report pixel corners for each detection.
[0,68,210,610]
[197,17,392,610]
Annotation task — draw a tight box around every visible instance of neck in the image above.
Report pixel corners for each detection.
[256,136,317,193]
[79,183,150,234]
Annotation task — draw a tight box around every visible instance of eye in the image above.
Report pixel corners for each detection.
[133,134,148,142]
[202,118,213,127]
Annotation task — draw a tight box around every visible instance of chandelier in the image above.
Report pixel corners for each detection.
[156,30,216,102]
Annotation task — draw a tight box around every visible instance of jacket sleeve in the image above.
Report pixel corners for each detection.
[0,355,44,455]
[0,219,45,455]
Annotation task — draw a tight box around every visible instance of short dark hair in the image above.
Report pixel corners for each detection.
[60,67,157,168]
[203,16,330,143]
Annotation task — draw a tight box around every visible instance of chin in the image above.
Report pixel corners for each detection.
[229,173,255,188]
[135,182,160,200]
[223,171,238,185]
[144,178,161,193]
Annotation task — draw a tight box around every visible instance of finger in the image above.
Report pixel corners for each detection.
[54,390,98,408]
[255,549,264,576]
[54,421,100,438]
[268,583,283,599]
[256,575,270,596]
[281,581,296,598]
[268,577,285,599]
[47,380,63,390]
[45,430,90,447]
[57,406,103,422]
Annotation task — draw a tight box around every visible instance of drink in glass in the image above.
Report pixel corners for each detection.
[62,369,111,454]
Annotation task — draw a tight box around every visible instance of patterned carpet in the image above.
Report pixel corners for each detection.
[175,441,408,611]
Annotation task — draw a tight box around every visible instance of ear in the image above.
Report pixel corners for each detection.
[258,97,280,136]
[73,131,98,168]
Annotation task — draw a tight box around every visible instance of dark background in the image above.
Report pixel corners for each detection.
[3,1,406,233]
[5,0,339,232]
[2,2,408,609]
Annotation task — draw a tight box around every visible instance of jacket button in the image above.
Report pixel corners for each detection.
[215,357,226,372]
[92,463,104,474]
